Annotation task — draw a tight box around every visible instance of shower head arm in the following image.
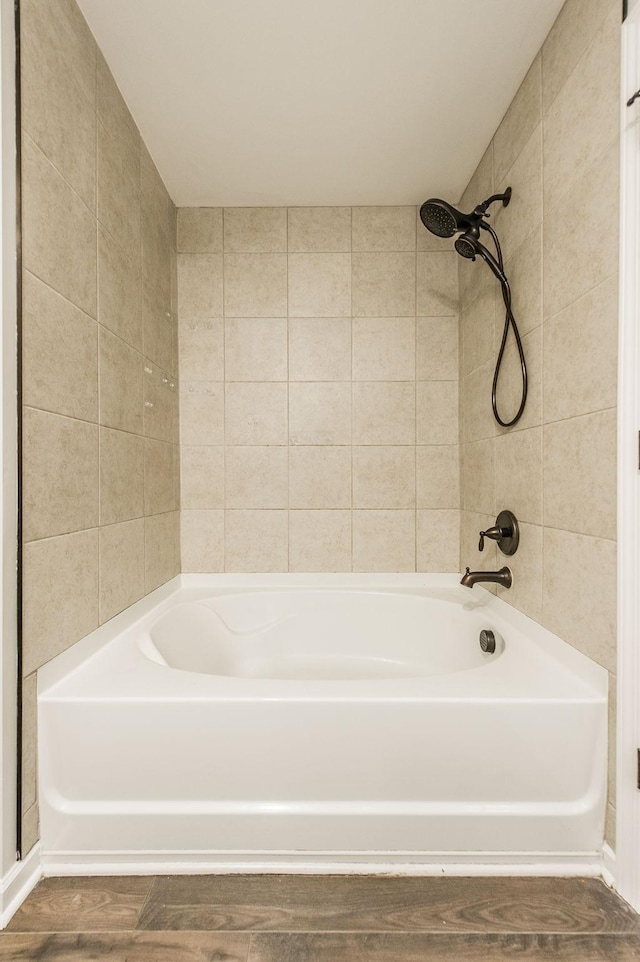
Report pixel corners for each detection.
[474,187,512,217]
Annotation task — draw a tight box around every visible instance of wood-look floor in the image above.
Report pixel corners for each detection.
[1,875,639,960]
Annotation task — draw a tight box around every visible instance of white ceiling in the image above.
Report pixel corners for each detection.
[77,0,565,207]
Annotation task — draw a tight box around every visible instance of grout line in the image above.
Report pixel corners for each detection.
[286,208,290,572]
[414,231,418,573]
[222,208,227,573]
[540,54,547,629]
[350,207,354,571]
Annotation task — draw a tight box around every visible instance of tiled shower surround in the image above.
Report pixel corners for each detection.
[18,0,621,856]
[177,207,459,573]
[457,0,620,845]
[20,0,179,850]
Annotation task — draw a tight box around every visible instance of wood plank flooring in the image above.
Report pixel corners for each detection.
[1,875,639,961]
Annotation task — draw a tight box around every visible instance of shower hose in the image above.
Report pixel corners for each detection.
[483,222,528,427]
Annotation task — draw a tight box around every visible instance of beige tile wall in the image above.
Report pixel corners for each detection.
[20,0,179,851]
[457,0,620,846]
[178,206,460,573]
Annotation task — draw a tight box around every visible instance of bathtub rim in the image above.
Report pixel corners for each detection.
[38,573,608,699]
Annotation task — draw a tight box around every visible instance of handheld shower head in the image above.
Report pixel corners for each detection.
[418,186,527,429]
[455,229,507,284]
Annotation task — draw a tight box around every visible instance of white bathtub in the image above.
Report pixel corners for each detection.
[38,574,608,875]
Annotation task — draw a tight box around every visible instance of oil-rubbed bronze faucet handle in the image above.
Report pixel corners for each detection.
[477,512,520,558]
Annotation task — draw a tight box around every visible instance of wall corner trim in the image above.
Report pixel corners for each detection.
[602,842,617,888]
[0,842,41,928]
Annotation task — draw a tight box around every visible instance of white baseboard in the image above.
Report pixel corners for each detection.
[41,849,605,878]
[602,843,616,887]
[0,844,41,929]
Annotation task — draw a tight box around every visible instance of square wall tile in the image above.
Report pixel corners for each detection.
[181,509,224,572]
[417,510,460,572]
[417,381,458,445]
[180,383,224,445]
[417,446,460,510]
[144,439,176,515]
[542,0,613,112]
[142,207,171,303]
[23,408,98,542]
[224,253,288,316]
[503,226,543,338]
[98,224,142,351]
[97,121,140,260]
[225,510,288,572]
[496,521,543,623]
[23,529,99,675]
[23,135,97,317]
[179,319,224,382]
[352,207,416,252]
[224,208,287,252]
[289,382,351,445]
[352,252,415,316]
[180,446,224,509]
[543,410,616,540]
[543,527,616,672]
[543,275,618,423]
[493,55,542,185]
[143,279,173,373]
[460,359,496,444]
[353,317,415,381]
[495,325,542,434]
[99,327,143,434]
[495,427,542,525]
[460,286,495,379]
[543,142,619,320]
[21,672,37,811]
[143,364,177,444]
[353,382,415,445]
[22,0,97,211]
[461,439,495,517]
[24,0,97,103]
[493,126,543,262]
[145,512,176,591]
[289,447,352,509]
[177,253,223,317]
[225,446,288,508]
[140,143,170,235]
[99,427,144,525]
[416,316,458,381]
[99,519,144,624]
[96,50,139,181]
[353,510,415,572]
[289,318,351,381]
[225,318,287,381]
[225,382,288,445]
[543,9,618,215]
[289,511,352,571]
[22,271,98,423]
[353,447,415,509]
[177,208,223,252]
[288,254,351,317]
[288,207,351,252]
[416,252,458,316]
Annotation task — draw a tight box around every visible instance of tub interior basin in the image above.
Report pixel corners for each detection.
[142,591,502,680]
